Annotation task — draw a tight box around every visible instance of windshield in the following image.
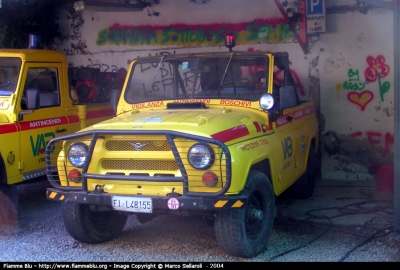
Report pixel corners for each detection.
[124,55,269,104]
[0,58,22,96]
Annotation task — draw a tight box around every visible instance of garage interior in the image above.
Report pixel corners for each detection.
[0,0,399,261]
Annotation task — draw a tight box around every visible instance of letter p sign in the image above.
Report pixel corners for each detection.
[307,0,324,15]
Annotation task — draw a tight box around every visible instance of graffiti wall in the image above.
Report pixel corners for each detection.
[57,0,309,96]
[317,3,394,179]
[56,0,395,180]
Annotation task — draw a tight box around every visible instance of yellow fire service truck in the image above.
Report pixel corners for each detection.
[45,35,319,258]
[0,46,115,225]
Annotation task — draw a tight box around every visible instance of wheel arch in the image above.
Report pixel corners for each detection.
[310,136,321,178]
[250,158,272,183]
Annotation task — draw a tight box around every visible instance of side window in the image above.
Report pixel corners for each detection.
[24,67,60,108]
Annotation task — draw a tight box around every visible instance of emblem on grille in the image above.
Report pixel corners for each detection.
[128,142,149,151]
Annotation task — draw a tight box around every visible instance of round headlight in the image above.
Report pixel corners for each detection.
[68,143,89,168]
[188,143,214,170]
[260,94,275,110]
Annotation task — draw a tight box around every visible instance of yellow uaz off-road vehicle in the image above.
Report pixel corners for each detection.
[45,38,319,258]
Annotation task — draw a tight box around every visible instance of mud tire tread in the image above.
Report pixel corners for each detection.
[63,202,127,244]
[214,171,275,258]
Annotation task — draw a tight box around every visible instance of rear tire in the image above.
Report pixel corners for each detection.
[0,184,18,226]
[63,202,128,244]
[214,171,275,258]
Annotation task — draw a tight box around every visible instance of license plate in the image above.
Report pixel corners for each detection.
[112,196,152,213]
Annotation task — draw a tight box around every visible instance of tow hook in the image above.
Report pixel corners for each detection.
[94,184,105,193]
[167,187,182,197]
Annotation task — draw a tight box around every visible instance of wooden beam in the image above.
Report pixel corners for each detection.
[273,0,308,54]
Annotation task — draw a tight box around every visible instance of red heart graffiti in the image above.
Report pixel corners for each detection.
[347,91,374,111]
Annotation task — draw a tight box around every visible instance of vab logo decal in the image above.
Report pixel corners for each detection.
[7,151,15,164]
[30,132,56,157]
[281,136,293,160]
[300,131,306,153]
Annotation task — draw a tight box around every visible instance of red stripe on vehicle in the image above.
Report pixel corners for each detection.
[0,124,19,134]
[292,106,315,120]
[275,114,290,128]
[19,117,69,131]
[253,121,261,133]
[67,115,80,123]
[86,109,114,119]
[211,125,249,143]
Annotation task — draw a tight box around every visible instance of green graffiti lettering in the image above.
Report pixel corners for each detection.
[348,69,360,81]
[280,23,294,40]
[132,29,143,44]
[246,24,294,42]
[97,21,295,47]
[109,29,122,45]
[178,30,190,43]
[124,29,134,44]
[97,28,158,46]
[378,73,391,102]
[246,22,259,41]
[97,29,108,45]
[143,29,157,44]
[215,29,225,44]
[190,31,197,43]
[197,29,206,42]
[161,29,173,44]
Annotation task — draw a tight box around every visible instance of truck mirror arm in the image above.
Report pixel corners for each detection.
[18,110,34,121]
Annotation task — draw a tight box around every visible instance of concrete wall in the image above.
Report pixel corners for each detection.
[56,0,395,181]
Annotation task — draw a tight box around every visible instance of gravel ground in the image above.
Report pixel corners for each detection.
[0,179,399,262]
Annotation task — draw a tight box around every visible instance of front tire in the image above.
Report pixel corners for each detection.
[214,171,275,258]
[63,202,128,244]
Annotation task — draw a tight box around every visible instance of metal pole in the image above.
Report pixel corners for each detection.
[357,0,399,235]
[393,0,400,234]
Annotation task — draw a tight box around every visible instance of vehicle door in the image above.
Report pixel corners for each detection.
[269,58,300,193]
[17,63,71,180]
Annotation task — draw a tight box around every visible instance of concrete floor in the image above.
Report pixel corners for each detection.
[279,179,395,228]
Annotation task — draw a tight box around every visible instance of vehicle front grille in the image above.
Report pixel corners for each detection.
[105,139,171,151]
[101,159,179,171]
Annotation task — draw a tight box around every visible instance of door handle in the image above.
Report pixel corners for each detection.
[55,128,67,133]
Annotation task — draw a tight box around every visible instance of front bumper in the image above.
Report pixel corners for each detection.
[46,188,248,211]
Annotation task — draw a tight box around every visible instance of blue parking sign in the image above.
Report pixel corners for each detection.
[307,0,324,15]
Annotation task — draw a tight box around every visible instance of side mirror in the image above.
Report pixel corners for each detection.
[110,90,121,115]
[26,89,40,110]
[279,85,298,110]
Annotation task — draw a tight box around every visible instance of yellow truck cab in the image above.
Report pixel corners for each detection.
[0,47,115,224]
[45,36,319,258]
